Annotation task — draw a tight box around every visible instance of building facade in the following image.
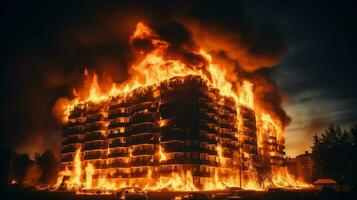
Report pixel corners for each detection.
[61,75,284,188]
[286,151,315,183]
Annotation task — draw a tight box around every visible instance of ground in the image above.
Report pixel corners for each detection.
[2,186,356,200]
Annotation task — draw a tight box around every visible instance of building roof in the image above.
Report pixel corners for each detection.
[313,179,337,184]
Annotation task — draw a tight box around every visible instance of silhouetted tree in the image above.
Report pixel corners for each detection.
[312,123,357,189]
[0,147,12,188]
[9,153,31,184]
[35,150,60,185]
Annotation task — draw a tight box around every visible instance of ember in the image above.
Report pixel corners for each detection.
[55,22,309,191]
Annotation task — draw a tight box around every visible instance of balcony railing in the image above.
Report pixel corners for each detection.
[132,149,155,156]
[109,122,129,130]
[108,112,131,119]
[109,141,128,148]
[85,123,106,132]
[83,143,104,151]
[130,136,155,145]
[83,132,106,141]
[107,162,130,168]
[84,154,101,160]
[86,116,105,123]
[108,152,129,158]
[61,146,76,154]
[220,133,237,140]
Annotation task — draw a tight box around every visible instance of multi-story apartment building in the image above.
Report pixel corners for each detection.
[61,75,283,188]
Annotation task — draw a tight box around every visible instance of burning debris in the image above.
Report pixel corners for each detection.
[54,22,309,191]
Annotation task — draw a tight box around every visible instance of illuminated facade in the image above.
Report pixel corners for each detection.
[61,75,283,188]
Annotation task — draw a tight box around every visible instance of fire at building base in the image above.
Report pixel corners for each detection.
[54,22,310,192]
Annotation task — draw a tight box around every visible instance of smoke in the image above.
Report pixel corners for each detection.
[3,0,290,156]
[126,19,290,127]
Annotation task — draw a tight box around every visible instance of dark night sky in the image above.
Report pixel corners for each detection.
[1,0,356,157]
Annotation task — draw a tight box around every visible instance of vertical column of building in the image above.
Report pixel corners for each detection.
[129,87,159,184]
[239,106,258,180]
[82,103,108,179]
[258,120,285,171]
[189,78,218,185]
[158,79,190,179]
[217,96,240,181]
[197,80,220,186]
[159,76,206,186]
[61,104,86,169]
[106,97,131,181]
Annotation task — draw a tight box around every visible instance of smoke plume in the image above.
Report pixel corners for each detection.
[2,0,290,156]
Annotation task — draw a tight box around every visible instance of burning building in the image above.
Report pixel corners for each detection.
[61,75,262,189]
[55,22,305,191]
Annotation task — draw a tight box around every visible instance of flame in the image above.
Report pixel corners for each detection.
[216,143,225,165]
[158,144,167,162]
[84,163,94,189]
[54,22,310,192]
[240,81,254,108]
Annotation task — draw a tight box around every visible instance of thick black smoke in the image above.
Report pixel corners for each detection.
[0,0,289,156]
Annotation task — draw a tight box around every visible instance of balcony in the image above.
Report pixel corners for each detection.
[83,143,103,151]
[66,121,84,127]
[83,132,106,141]
[107,133,126,139]
[86,116,105,123]
[200,136,217,144]
[110,102,131,110]
[220,133,237,140]
[84,154,101,160]
[131,160,153,167]
[61,146,76,154]
[108,112,131,119]
[164,144,185,153]
[93,163,107,169]
[107,162,130,168]
[68,111,83,119]
[109,141,128,148]
[161,134,186,142]
[131,101,154,112]
[108,122,129,129]
[199,106,217,115]
[161,158,215,166]
[130,136,155,145]
[85,123,106,132]
[85,107,103,115]
[199,125,217,134]
[130,172,151,178]
[108,152,129,158]
[132,149,155,156]
[199,114,218,124]
[220,104,236,113]
[244,139,257,146]
[221,142,238,150]
[130,123,156,135]
[131,113,156,125]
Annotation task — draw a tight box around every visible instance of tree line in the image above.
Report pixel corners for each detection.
[312,123,357,189]
[9,150,60,187]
